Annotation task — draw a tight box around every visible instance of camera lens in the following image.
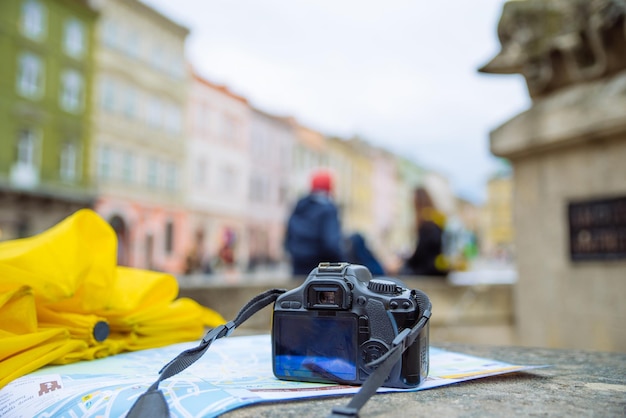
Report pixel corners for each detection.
[318,291,336,305]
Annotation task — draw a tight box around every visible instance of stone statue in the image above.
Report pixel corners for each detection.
[479,0,626,98]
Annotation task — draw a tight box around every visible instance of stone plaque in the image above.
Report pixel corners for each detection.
[568,196,626,261]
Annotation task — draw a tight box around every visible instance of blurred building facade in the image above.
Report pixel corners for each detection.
[369,146,402,267]
[185,73,251,273]
[247,108,294,270]
[482,0,626,352]
[0,0,475,278]
[0,0,97,240]
[90,0,189,272]
[481,173,514,261]
[342,137,376,241]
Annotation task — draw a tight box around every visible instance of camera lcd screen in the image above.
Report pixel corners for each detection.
[274,313,358,382]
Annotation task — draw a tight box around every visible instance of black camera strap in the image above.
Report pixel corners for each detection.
[328,310,431,418]
[126,288,287,418]
[126,287,431,418]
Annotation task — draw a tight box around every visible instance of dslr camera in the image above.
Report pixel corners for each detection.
[272,262,430,388]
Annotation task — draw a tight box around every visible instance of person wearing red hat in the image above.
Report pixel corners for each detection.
[284,169,345,276]
[310,170,333,193]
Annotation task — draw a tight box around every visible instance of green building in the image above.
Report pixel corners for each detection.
[0,0,97,240]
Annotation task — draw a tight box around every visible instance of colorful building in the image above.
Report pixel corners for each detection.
[186,72,251,273]
[369,146,401,266]
[0,0,97,240]
[288,121,330,204]
[247,108,294,269]
[481,172,515,261]
[90,0,189,273]
[340,137,375,238]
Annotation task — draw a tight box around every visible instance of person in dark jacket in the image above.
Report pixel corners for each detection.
[285,169,345,276]
[401,186,449,276]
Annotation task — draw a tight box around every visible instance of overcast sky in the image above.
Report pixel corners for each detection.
[143,0,530,204]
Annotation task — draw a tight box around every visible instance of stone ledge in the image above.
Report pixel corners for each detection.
[491,71,626,159]
[177,277,515,345]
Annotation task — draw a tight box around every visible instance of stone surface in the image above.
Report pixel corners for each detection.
[480,0,626,98]
[490,72,626,158]
[221,344,626,417]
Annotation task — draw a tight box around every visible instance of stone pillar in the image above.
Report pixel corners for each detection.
[480,0,626,352]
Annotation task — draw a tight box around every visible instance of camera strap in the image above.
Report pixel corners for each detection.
[126,288,287,418]
[328,309,431,418]
[126,287,431,418]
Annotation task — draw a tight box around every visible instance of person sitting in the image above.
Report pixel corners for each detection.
[401,186,449,277]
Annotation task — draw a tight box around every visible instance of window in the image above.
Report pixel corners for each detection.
[11,128,40,188]
[102,19,118,48]
[147,158,159,188]
[251,128,269,158]
[17,129,37,168]
[147,97,162,128]
[164,103,181,134]
[150,44,162,71]
[250,175,270,203]
[60,69,83,112]
[63,19,85,57]
[218,164,237,193]
[98,146,112,180]
[126,30,140,59]
[21,0,46,39]
[60,142,80,181]
[17,52,44,99]
[122,86,136,119]
[220,114,236,140]
[100,77,115,112]
[165,162,177,191]
[195,102,211,134]
[121,151,135,183]
[165,221,174,254]
[195,158,207,187]
[170,60,184,80]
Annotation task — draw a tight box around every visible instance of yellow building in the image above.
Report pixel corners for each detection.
[288,121,329,202]
[90,0,190,273]
[482,174,515,261]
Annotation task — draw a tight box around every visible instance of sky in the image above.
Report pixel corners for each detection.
[143,0,530,204]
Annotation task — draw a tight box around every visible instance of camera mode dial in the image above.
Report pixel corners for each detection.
[367,279,399,295]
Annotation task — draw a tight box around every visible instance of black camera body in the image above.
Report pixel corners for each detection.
[272,262,430,389]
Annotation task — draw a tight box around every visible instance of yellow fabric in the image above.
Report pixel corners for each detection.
[0,285,37,335]
[0,210,116,312]
[37,305,109,345]
[0,209,226,389]
[0,334,85,388]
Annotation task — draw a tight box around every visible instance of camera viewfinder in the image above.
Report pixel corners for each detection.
[306,282,349,309]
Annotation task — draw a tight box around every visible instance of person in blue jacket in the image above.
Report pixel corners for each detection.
[285,169,345,276]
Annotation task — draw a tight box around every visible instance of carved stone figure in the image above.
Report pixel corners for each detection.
[479,0,626,98]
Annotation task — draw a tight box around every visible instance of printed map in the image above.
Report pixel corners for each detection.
[0,335,540,418]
